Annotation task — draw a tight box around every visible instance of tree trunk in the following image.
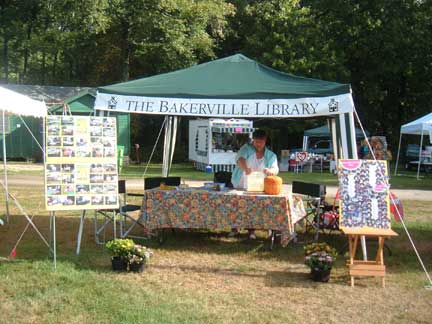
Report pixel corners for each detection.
[120,20,131,81]
[23,22,33,83]
[52,50,57,80]
[41,50,46,85]
[2,35,9,83]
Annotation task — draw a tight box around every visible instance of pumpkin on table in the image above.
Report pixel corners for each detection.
[264,176,283,195]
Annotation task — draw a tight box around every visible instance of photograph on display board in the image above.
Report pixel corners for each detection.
[61,116,74,124]
[47,125,60,136]
[47,164,61,172]
[63,184,75,195]
[90,117,102,126]
[91,185,104,194]
[45,116,119,211]
[105,195,118,205]
[92,195,104,205]
[90,126,102,136]
[76,196,91,206]
[76,147,91,158]
[47,137,61,146]
[76,184,90,194]
[62,136,74,146]
[337,159,391,230]
[47,185,61,195]
[104,184,117,193]
[47,172,61,183]
[62,147,75,157]
[62,125,74,136]
[48,116,61,124]
[47,147,61,157]
[61,164,74,172]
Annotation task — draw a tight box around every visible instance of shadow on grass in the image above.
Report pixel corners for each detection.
[0,214,431,275]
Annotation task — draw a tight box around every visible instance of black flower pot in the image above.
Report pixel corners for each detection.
[129,262,145,273]
[111,256,128,271]
[311,268,331,282]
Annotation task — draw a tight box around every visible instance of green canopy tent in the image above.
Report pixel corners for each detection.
[95,54,359,176]
[302,124,369,151]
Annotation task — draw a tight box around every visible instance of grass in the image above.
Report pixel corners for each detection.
[2,162,432,190]
[0,183,431,323]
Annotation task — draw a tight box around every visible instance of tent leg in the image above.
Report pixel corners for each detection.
[162,116,176,177]
[169,116,178,171]
[76,210,86,255]
[50,212,57,270]
[394,132,403,175]
[2,109,9,223]
[302,135,308,151]
[417,131,424,180]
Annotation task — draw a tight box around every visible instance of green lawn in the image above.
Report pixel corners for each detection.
[0,184,431,323]
[2,162,431,190]
[120,163,432,190]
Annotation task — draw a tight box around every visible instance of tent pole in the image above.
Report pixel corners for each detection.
[417,130,424,180]
[2,109,9,223]
[169,116,178,172]
[330,118,338,162]
[162,116,172,177]
[302,135,308,151]
[394,131,403,175]
[348,112,358,159]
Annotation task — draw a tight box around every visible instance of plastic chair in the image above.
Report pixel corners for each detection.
[289,159,302,173]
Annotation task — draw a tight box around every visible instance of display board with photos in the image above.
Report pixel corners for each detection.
[337,159,391,230]
[45,115,119,211]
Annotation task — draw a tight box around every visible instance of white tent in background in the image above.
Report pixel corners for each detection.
[0,86,46,117]
[394,112,432,179]
[0,86,47,221]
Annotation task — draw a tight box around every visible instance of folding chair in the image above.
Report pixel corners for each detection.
[119,176,181,239]
[144,176,181,190]
[213,171,233,188]
[291,181,326,241]
[117,179,143,239]
[93,180,126,245]
[317,191,340,235]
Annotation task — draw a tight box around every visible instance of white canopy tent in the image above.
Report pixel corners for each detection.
[394,112,432,180]
[0,86,47,220]
[0,86,53,265]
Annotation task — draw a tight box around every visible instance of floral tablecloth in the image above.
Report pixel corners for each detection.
[141,189,305,245]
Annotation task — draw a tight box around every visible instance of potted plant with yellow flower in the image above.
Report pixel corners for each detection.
[105,238,134,271]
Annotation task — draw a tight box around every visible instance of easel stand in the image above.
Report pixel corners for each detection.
[342,228,398,287]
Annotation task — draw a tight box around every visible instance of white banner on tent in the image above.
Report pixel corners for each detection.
[94,92,354,118]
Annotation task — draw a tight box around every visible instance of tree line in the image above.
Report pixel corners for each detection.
[1,0,431,154]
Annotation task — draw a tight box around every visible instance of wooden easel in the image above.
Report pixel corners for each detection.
[341,227,398,287]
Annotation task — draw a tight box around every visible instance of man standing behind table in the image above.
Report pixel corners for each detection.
[230,129,279,239]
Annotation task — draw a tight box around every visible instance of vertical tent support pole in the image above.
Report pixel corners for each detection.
[76,210,87,255]
[417,130,424,180]
[2,109,9,223]
[330,118,338,162]
[302,135,308,151]
[394,131,403,175]
[50,211,57,270]
[169,116,178,172]
[162,116,174,177]
[162,116,170,177]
